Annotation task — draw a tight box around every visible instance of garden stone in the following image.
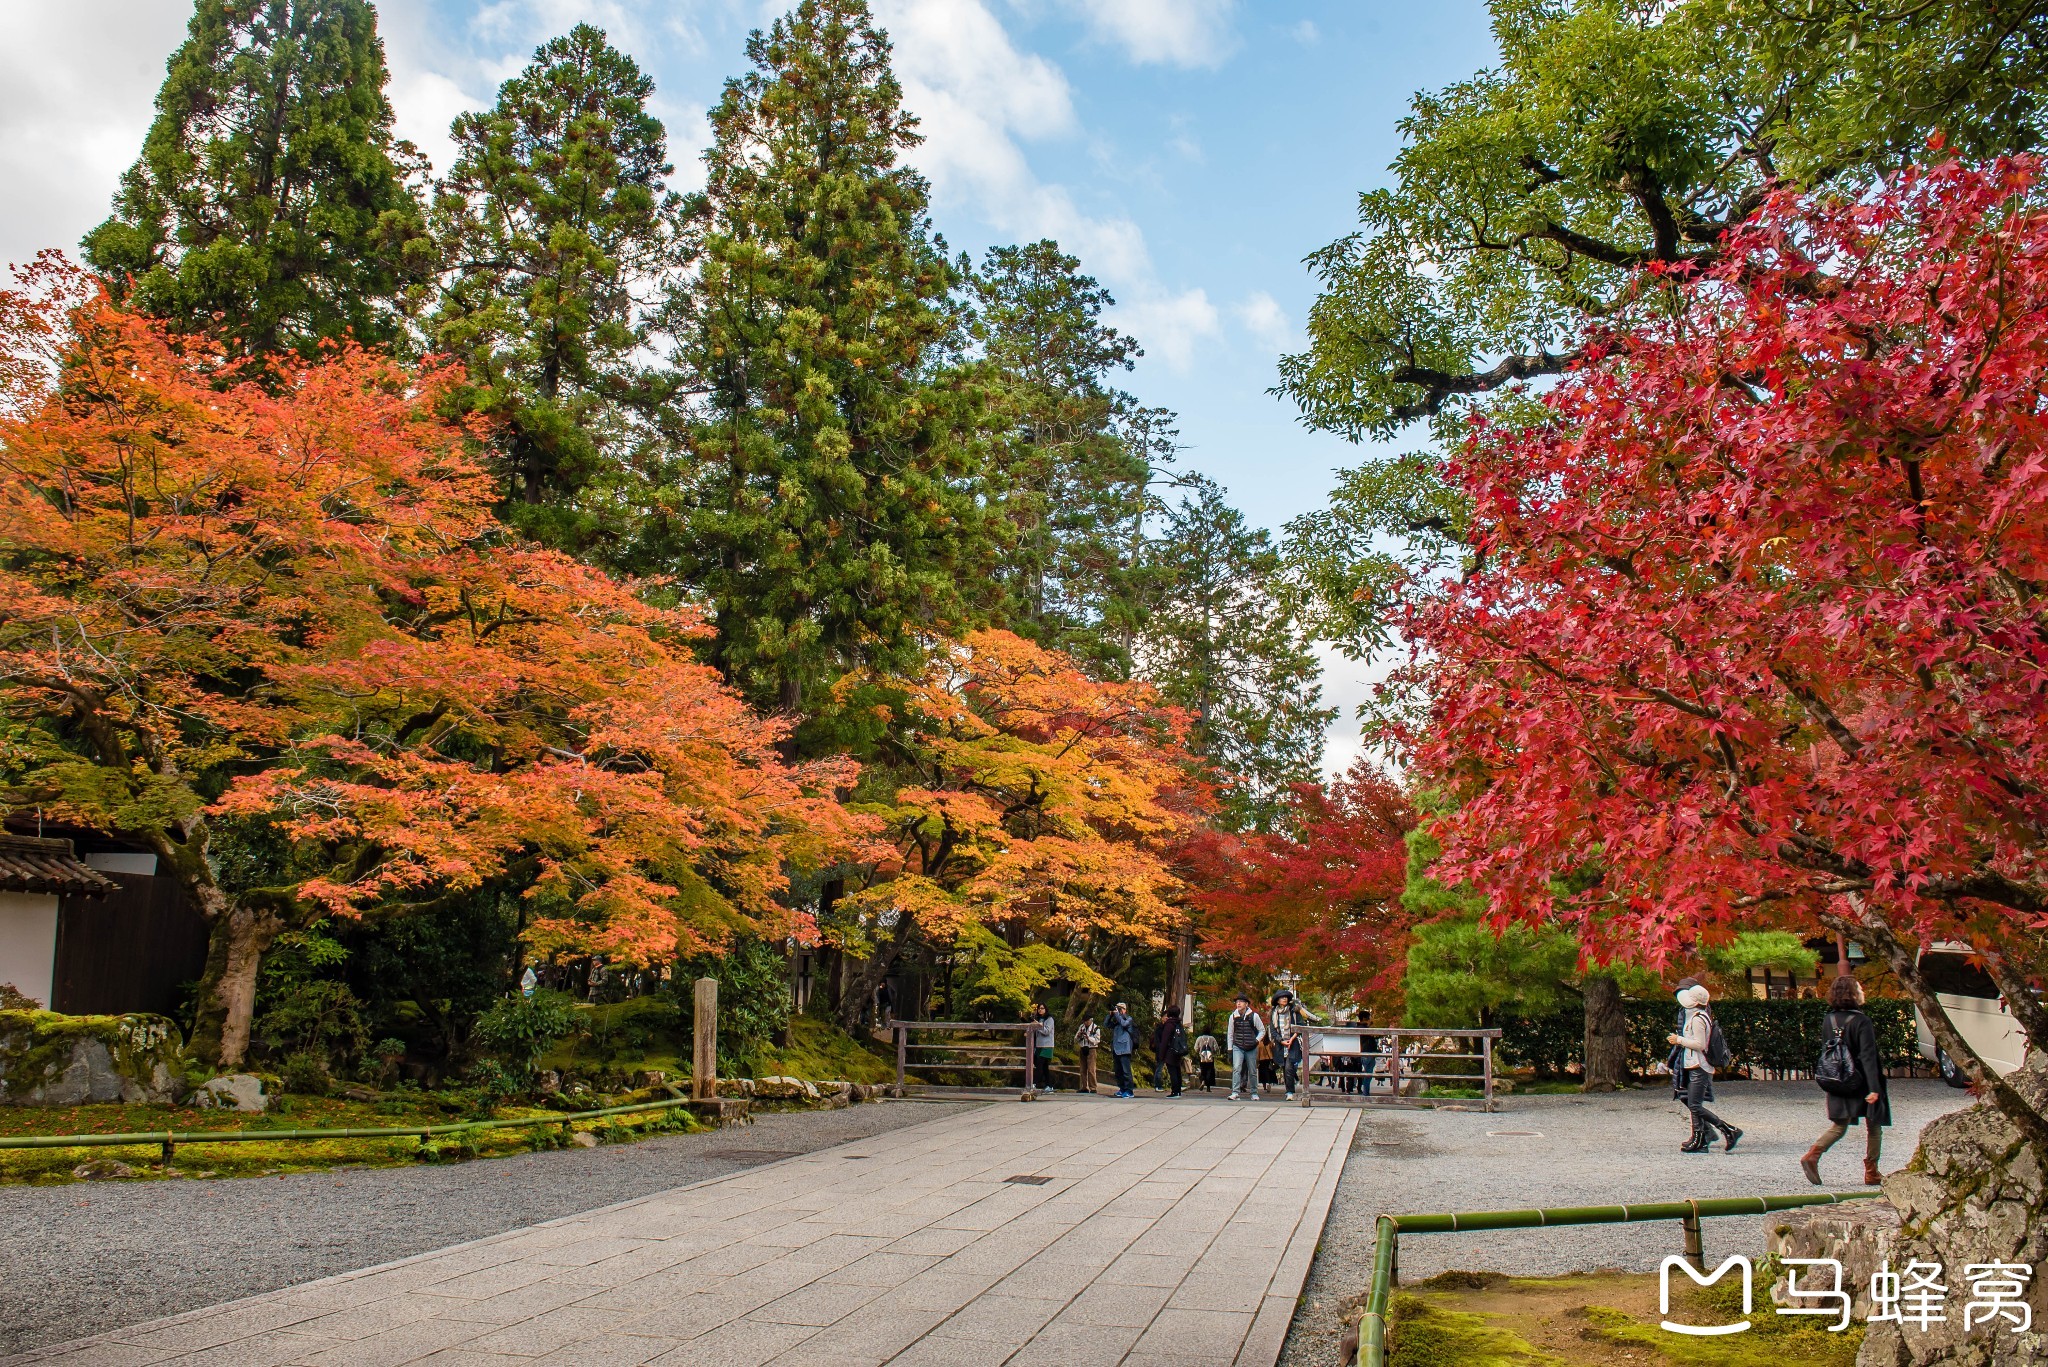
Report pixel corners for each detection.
[753,1076,818,1101]
[71,1158,136,1180]
[715,1077,755,1098]
[1853,1055,2048,1366]
[1768,1199,1901,1321]
[569,1131,598,1148]
[0,1012,185,1105]
[194,1074,268,1114]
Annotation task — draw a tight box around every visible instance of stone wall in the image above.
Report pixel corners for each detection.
[0,1009,188,1105]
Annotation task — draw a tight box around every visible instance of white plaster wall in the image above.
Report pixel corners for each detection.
[0,890,58,1007]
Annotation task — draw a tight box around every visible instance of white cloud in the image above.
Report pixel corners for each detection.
[1055,0,1240,69]
[878,0,1219,369]
[0,0,191,271]
[1290,19,1320,46]
[1233,289,1293,354]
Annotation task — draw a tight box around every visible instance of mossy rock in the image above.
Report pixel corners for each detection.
[0,1009,188,1106]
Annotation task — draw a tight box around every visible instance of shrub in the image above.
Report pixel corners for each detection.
[1497,997,1920,1078]
[280,1050,332,1095]
[472,990,578,1076]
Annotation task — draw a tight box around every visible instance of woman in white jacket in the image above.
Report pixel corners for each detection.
[1665,983,1743,1154]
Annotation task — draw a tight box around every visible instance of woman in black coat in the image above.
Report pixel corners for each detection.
[1800,974,1891,1186]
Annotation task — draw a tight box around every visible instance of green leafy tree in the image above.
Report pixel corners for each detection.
[970,240,1152,676]
[1402,817,1656,1087]
[1279,0,2048,654]
[428,24,683,549]
[667,0,997,735]
[82,0,428,361]
[1134,477,1332,831]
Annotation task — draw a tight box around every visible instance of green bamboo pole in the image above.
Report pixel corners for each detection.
[0,1095,700,1153]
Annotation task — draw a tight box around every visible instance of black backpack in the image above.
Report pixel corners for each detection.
[1814,1012,1866,1097]
[1704,1010,1732,1070]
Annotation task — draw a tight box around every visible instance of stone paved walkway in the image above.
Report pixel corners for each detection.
[12,1098,1356,1367]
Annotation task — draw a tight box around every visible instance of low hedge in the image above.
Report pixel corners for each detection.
[1495,997,1919,1079]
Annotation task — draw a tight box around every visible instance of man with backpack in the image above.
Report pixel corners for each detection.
[1227,993,1267,1100]
[1269,989,1321,1101]
[1802,974,1890,1185]
[1666,982,1742,1153]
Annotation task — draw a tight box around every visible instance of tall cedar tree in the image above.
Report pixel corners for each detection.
[82,0,427,362]
[670,0,995,735]
[429,25,682,550]
[971,241,1151,677]
[1135,478,1332,831]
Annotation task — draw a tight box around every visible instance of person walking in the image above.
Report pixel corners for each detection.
[1193,1027,1221,1093]
[1801,975,1891,1186]
[1075,1015,1101,1094]
[1666,982,1743,1153]
[1105,1002,1139,1098]
[1270,990,1321,1101]
[1227,994,1267,1100]
[1152,1013,1188,1097]
[1029,1003,1056,1094]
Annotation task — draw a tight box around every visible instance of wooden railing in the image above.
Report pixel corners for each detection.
[1290,1025,1503,1111]
[891,1020,1036,1101]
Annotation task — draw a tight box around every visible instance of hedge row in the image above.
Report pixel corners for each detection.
[1494,998,1920,1079]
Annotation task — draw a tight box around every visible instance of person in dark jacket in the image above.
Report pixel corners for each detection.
[1104,1002,1140,1098]
[1152,1014,1188,1097]
[1801,974,1891,1186]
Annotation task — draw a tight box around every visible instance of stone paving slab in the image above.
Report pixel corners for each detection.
[10,1099,1355,1367]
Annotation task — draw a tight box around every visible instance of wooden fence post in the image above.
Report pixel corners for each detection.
[693,977,718,1102]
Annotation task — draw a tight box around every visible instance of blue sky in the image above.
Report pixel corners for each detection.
[0,0,1500,770]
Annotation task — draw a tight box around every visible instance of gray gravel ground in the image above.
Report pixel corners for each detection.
[0,1099,982,1356]
[1276,1078,1971,1367]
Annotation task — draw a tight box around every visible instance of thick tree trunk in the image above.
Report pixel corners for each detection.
[1581,972,1629,1091]
[189,903,285,1068]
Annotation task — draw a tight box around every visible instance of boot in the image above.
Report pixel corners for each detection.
[1800,1148,1823,1186]
[1722,1125,1743,1154]
[1679,1116,1709,1153]
[1864,1160,1882,1186]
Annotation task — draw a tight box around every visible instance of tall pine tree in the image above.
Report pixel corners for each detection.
[429,24,683,549]
[83,0,427,361]
[668,0,997,735]
[971,240,1152,678]
[1136,478,1332,831]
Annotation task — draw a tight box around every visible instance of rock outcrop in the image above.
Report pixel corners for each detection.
[1772,1055,2047,1366]
[0,1010,186,1105]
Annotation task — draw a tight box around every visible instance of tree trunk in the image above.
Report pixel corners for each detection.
[1581,972,1629,1092]
[189,903,285,1068]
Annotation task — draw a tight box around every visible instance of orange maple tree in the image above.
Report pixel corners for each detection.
[0,258,858,1064]
[824,630,1212,1024]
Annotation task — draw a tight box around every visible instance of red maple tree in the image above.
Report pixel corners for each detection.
[0,259,860,1064]
[1402,159,2048,1139]
[1184,759,1412,1001]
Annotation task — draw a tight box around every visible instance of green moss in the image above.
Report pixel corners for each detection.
[1387,1292,1558,1366]
[744,1015,896,1085]
[1581,1273,1863,1366]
